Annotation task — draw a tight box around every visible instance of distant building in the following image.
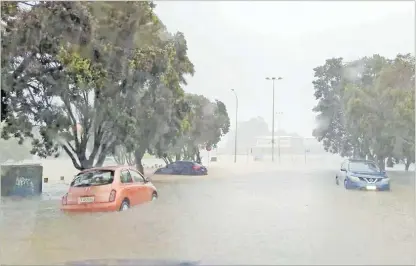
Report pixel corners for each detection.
[251,135,326,156]
[303,137,326,153]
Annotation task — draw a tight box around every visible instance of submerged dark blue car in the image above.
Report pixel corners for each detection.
[335,159,390,191]
[154,161,208,175]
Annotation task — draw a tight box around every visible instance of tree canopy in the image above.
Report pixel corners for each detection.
[1,1,230,173]
[312,53,415,170]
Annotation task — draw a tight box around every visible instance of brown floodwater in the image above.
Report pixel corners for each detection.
[1,168,414,265]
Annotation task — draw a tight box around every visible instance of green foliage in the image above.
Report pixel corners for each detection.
[311,57,351,156]
[1,1,229,172]
[312,53,415,170]
[146,94,230,163]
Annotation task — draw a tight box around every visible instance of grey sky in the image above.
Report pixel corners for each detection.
[154,1,414,140]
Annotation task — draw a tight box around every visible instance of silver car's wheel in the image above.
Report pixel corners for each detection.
[344,179,350,190]
[120,200,130,211]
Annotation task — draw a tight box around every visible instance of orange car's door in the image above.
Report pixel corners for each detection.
[129,169,149,204]
[119,169,135,206]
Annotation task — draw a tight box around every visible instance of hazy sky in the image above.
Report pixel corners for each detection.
[154,1,414,139]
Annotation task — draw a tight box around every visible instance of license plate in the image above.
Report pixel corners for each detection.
[78,196,94,204]
[366,185,377,190]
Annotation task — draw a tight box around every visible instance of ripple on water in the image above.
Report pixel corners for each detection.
[1,170,414,265]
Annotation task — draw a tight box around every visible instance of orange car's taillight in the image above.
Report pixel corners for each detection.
[109,190,116,202]
[62,193,68,205]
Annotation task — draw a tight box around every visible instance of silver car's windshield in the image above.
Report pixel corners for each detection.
[349,162,380,173]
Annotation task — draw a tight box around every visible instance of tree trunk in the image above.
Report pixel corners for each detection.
[377,156,385,171]
[61,144,83,170]
[353,145,361,158]
[386,157,394,168]
[182,148,189,160]
[184,152,191,160]
[126,153,135,166]
[405,158,411,171]
[79,154,93,170]
[162,156,169,165]
[196,150,201,164]
[366,153,374,161]
[95,152,107,167]
[113,154,125,165]
[113,147,126,165]
[175,153,181,161]
[134,149,145,175]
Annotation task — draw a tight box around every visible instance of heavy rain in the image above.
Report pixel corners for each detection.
[1,1,414,265]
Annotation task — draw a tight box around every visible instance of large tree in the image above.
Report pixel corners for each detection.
[311,58,353,156]
[1,1,96,169]
[312,53,415,170]
[344,54,415,170]
[159,94,230,163]
[390,54,415,170]
[109,28,196,174]
[0,1,195,171]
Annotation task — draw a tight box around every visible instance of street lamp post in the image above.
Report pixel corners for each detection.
[276,111,283,164]
[266,77,282,162]
[231,89,238,163]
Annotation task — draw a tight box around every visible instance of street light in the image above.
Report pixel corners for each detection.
[276,111,283,164]
[266,77,282,162]
[231,89,238,163]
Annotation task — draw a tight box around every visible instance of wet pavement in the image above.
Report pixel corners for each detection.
[1,167,414,265]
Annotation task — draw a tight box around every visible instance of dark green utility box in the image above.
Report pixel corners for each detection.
[0,164,43,197]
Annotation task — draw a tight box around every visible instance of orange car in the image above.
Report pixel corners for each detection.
[61,165,158,212]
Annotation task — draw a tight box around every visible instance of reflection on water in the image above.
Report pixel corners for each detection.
[1,170,414,265]
[1,180,225,265]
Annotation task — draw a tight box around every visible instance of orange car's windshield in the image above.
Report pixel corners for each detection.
[71,170,115,187]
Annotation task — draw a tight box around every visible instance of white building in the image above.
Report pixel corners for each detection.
[251,135,325,156]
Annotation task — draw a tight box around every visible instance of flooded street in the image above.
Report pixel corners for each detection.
[1,1,414,265]
[1,167,414,265]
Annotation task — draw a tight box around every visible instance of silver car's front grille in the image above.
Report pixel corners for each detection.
[363,178,381,183]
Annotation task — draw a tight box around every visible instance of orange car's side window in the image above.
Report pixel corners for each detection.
[130,170,145,183]
[120,170,133,184]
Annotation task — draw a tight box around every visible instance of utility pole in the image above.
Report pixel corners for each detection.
[266,77,282,162]
[231,89,238,163]
[276,111,283,164]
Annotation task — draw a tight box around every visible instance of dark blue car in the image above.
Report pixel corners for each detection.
[335,159,390,191]
[154,161,208,175]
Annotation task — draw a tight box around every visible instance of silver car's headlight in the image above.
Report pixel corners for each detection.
[348,175,360,182]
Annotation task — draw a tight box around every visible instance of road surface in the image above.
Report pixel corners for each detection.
[1,166,414,265]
